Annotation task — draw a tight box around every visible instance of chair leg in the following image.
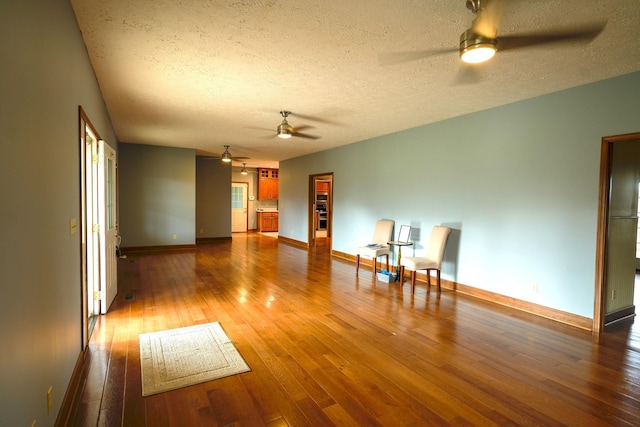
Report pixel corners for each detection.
[399,266,404,283]
[373,257,377,274]
[385,254,389,271]
[426,269,431,288]
[436,270,441,292]
[411,271,416,293]
[356,255,360,274]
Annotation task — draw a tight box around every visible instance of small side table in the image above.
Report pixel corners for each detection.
[387,241,413,282]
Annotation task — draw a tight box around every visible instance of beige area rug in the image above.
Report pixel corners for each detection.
[139,322,250,396]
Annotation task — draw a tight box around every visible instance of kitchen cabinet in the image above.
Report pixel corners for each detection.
[258,168,279,200]
[316,181,329,192]
[258,211,278,232]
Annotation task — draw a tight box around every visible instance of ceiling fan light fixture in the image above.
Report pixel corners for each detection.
[460,28,497,64]
[221,145,232,162]
[277,121,292,139]
[240,163,248,175]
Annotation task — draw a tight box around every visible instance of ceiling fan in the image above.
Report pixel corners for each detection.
[379,0,606,67]
[275,111,321,140]
[201,145,249,162]
[239,162,259,175]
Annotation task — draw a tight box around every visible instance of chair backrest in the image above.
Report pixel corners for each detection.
[372,219,394,245]
[424,226,451,267]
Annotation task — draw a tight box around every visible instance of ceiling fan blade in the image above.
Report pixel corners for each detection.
[291,125,315,132]
[246,126,275,132]
[293,132,321,140]
[498,21,607,52]
[378,47,457,66]
[288,113,340,125]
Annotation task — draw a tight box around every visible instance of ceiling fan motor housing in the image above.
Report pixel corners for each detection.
[277,120,292,138]
[459,28,497,63]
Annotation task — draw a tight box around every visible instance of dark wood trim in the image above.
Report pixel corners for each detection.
[121,244,197,255]
[308,172,334,248]
[452,281,593,331]
[402,274,592,331]
[196,237,232,244]
[55,349,89,427]
[335,250,592,330]
[332,250,378,270]
[277,235,308,249]
[594,136,612,333]
[79,106,102,141]
[604,305,637,326]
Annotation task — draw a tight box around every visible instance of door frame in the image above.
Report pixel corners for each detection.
[308,172,333,249]
[79,107,118,348]
[231,181,249,232]
[594,131,640,333]
[80,107,100,348]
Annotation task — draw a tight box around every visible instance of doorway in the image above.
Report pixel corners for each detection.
[232,182,248,232]
[79,108,118,348]
[595,131,640,332]
[308,173,333,252]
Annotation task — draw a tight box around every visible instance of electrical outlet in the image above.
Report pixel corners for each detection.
[172,234,177,240]
[612,289,617,300]
[47,387,53,414]
[199,229,204,234]
[531,283,538,293]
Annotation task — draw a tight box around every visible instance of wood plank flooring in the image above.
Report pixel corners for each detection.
[70,233,640,426]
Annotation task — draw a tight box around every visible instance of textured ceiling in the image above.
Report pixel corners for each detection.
[70,0,640,168]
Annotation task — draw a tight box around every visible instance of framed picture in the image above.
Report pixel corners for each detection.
[398,225,411,243]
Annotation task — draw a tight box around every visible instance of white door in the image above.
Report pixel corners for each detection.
[231,182,248,232]
[98,140,118,313]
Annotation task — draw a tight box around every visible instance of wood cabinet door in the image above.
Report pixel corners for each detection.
[316,182,329,192]
[259,212,278,232]
[258,168,279,200]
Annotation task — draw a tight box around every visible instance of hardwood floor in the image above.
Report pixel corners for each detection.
[70,233,640,426]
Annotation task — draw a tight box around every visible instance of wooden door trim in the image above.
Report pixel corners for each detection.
[308,172,333,250]
[594,131,640,333]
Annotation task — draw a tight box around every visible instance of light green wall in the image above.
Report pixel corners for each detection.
[119,143,196,246]
[280,71,640,319]
[0,1,116,426]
